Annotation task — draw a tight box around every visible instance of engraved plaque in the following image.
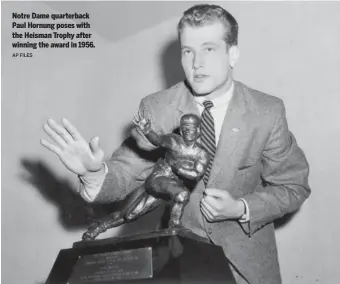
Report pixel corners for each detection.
[67,247,153,283]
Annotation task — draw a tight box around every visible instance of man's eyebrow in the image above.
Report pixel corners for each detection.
[202,42,219,46]
[181,42,219,49]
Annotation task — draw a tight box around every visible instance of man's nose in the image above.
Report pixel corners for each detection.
[193,54,204,70]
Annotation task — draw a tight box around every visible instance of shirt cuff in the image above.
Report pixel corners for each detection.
[79,163,108,202]
[238,198,250,223]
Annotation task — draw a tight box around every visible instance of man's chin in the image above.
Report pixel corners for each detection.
[190,84,213,97]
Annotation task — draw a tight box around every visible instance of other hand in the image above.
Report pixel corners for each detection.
[133,111,151,134]
[41,118,105,176]
[200,188,245,222]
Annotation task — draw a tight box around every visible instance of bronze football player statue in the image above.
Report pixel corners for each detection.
[82,113,210,241]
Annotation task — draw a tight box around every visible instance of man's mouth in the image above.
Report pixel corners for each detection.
[194,74,208,82]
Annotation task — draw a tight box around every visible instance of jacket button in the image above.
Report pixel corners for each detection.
[208,228,213,234]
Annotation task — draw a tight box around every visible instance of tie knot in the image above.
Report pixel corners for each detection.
[203,100,214,110]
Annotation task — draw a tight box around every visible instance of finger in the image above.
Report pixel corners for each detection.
[201,198,217,215]
[43,122,68,148]
[200,204,214,221]
[134,114,139,123]
[132,119,138,125]
[205,188,229,199]
[48,119,74,143]
[40,138,61,156]
[204,195,219,205]
[89,136,100,154]
[138,110,143,121]
[61,118,83,141]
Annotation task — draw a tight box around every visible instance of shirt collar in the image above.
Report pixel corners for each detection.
[194,81,234,109]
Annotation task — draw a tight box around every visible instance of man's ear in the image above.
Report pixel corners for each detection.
[229,45,240,68]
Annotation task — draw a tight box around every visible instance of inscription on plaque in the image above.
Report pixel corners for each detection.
[67,247,153,283]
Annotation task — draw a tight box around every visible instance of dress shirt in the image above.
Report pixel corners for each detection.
[193,82,234,145]
[193,82,249,223]
[79,81,249,222]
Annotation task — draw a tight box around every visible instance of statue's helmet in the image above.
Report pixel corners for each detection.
[180,114,201,127]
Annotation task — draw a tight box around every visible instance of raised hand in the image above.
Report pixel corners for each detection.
[41,118,104,176]
[133,111,151,134]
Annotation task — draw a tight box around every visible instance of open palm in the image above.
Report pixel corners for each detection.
[41,118,104,176]
[133,111,151,134]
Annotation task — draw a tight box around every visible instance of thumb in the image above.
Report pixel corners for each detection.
[89,136,100,154]
[205,188,229,199]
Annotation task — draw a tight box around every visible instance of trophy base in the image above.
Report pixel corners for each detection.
[45,228,235,283]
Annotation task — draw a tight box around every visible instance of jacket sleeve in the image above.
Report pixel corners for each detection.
[92,98,158,203]
[241,100,311,236]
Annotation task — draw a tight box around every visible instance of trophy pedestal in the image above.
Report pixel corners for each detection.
[45,228,235,284]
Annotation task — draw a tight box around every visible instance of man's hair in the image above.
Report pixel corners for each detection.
[180,113,200,127]
[177,4,238,48]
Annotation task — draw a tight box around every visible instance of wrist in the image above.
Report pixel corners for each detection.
[143,129,150,135]
[235,199,246,219]
[82,163,105,177]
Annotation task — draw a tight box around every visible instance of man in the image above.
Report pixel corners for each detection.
[82,113,210,240]
[41,4,310,284]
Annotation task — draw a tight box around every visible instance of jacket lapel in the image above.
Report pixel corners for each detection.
[207,82,249,186]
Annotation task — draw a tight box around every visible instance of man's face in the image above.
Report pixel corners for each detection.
[180,21,237,97]
[180,124,199,142]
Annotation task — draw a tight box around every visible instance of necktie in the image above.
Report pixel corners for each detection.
[200,100,216,186]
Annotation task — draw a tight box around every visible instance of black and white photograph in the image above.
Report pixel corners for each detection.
[1,1,340,284]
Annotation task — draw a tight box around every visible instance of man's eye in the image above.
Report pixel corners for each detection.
[205,47,215,52]
[183,50,191,55]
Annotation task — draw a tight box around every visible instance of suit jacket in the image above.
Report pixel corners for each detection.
[94,80,311,284]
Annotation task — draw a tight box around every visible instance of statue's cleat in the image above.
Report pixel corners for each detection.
[82,232,95,241]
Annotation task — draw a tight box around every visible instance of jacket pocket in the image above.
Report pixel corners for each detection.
[238,164,254,171]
